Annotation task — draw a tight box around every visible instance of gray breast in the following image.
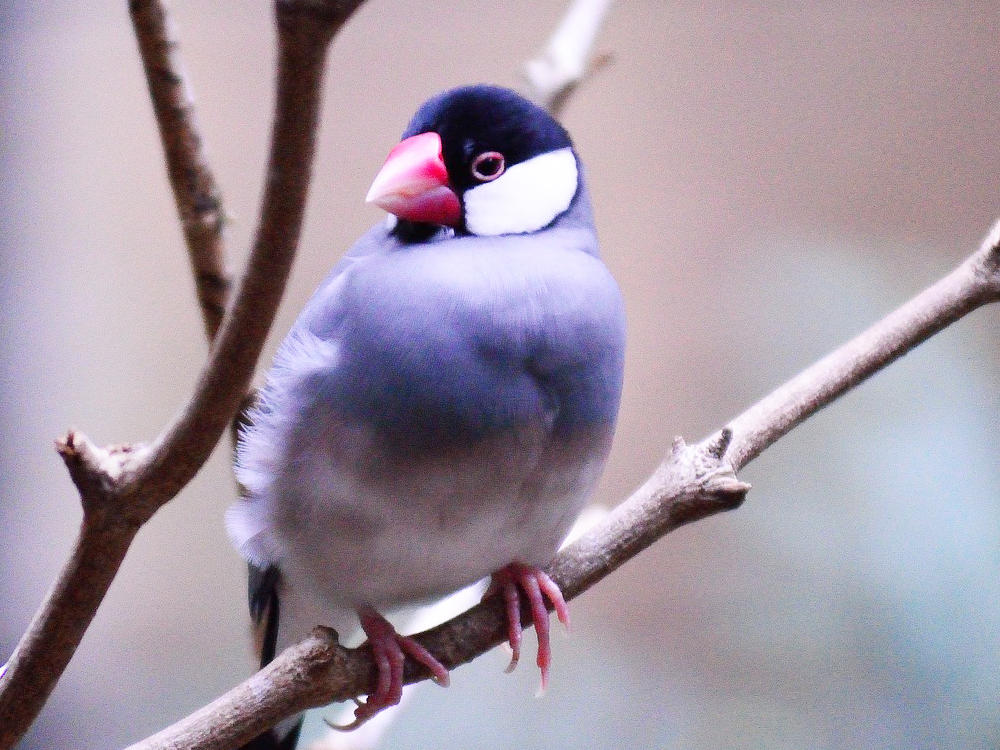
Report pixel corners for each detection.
[303,229,626,451]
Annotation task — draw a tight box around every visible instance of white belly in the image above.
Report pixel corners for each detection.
[269,419,612,609]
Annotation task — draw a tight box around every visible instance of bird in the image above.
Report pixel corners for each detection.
[227,84,626,748]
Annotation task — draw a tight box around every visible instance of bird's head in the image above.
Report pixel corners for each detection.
[366,85,580,239]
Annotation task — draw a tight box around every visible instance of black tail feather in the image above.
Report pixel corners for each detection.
[239,564,304,750]
[240,721,303,750]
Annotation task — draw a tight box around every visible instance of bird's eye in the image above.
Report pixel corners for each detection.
[470,151,505,182]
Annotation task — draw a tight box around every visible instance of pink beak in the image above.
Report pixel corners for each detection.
[365,131,462,227]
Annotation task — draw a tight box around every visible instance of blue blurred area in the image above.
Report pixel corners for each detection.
[2,2,999,748]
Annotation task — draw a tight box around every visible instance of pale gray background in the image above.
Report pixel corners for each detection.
[2,2,999,748]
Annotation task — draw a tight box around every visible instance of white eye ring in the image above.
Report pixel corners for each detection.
[470,151,505,182]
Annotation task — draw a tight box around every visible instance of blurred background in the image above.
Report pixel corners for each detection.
[2,1,999,748]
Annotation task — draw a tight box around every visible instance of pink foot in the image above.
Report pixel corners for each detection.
[485,563,571,693]
[329,606,450,731]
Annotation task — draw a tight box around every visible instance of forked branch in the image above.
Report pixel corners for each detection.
[0,2,367,747]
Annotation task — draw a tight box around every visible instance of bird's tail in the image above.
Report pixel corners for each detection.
[237,565,357,749]
[239,722,303,750]
[237,564,305,750]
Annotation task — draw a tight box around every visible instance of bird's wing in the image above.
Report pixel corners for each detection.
[227,221,398,567]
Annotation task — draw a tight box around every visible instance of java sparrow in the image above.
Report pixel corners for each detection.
[227,85,626,746]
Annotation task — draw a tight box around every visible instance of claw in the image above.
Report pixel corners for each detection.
[328,607,450,731]
[486,563,571,693]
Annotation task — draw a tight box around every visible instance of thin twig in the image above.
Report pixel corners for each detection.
[725,219,1000,469]
[126,223,1000,750]
[524,0,615,116]
[131,0,250,444]
[0,2,367,746]
[130,0,231,341]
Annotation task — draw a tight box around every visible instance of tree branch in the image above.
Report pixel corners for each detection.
[130,0,231,342]
[524,0,615,117]
[0,2,367,746]
[125,223,1000,750]
[125,0,355,508]
[725,219,1000,470]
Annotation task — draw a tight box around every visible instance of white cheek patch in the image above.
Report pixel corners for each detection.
[463,147,578,236]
